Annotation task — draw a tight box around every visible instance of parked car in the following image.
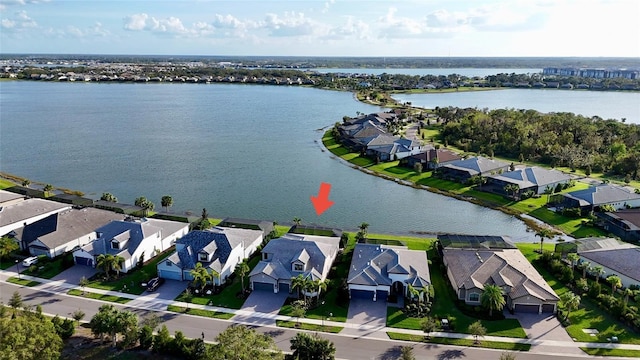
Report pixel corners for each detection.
[22,256,39,267]
[147,277,165,292]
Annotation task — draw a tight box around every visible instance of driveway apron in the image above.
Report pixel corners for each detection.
[233,290,289,326]
[51,265,97,285]
[342,297,388,338]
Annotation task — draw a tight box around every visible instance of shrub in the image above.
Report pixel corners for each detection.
[139,325,154,350]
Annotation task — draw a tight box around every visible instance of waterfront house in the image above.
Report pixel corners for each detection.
[157,227,263,284]
[560,184,640,212]
[596,209,640,242]
[217,217,275,239]
[400,147,462,170]
[362,135,423,161]
[0,193,71,242]
[483,167,572,196]
[436,156,510,182]
[347,243,430,302]
[73,218,188,272]
[248,233,340,294]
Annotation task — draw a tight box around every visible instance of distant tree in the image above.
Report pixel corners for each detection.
[183,288,193,310]
[9,291,23,315]
[543,186,554,204]
[481,284,505,317]
[79,276,88,294]
[509,162,515,171]
[152,325,172,353]
[100,192,118,203]
[566,253,579,271]
[0,236,19,267]
[607,275,622,293]
[420,316,439,339]
[468,321,486,344]
[535,228,555,254]
[135,196,154,216]
[89,304,138,347]
[359,222,370,237]
[290,332,336,360]
[139,325,154,350]
[21,179,31,188]
[293,217,302,226]
[0,313,63,360]
[214,324,284,360]
[413,162,423,174]
[161,195,173,212]
[43,183,53,196]
[235,260,250,293]
[51,315,76,339]
[290,299,307,327]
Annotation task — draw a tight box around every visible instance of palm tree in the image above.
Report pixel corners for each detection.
[21,179,31,188]
[593,266,605,284]
[535,228,555,254]
[43,183,53,196]
[468,321,486,344]
[407,283,420,304]
[543,185,554,204]
[578,261,591,279]
[291,274,307,303]
[314,279,328,302]
[100,192,118,203]
[135,196,154,217]
[420,316,438,340]
[292,217,302,226]
[111,255,125,278]
[96,254,113,279]
[190,262,213,293]
[235,260,250,293]
[79,276,89,295]
[161,195,173,212]
[623,288,634,307]
[358,222,370,236]
[504,184,520,199]
[481,284,506,317]
[567,253,580,271]
[560,291,580,321]
[606,275,622,293]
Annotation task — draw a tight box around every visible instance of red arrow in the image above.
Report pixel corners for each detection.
[310,182,334,216]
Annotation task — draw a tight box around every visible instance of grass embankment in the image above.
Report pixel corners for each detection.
[517,243,640,345]
[67,289,131,304]
[580,348,640,357]
[322,132,607,238]
[387,332,531,351]
[391,87,500,94]
[276,320,343,333]
[167,305,234,320]
[7,277,40,287]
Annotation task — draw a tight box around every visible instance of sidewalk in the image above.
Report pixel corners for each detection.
[4,269,640,353]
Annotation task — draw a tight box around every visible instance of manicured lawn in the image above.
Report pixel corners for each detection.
[580,348,640,357]
[67,289,131,304]
[276,320,343,333]
[386,332,531,351]
[21,253,74,279]
[87,248,175,295]
[167,305,235,320]
[6,277,40,287]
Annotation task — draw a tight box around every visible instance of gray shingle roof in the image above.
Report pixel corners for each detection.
[563,184,640,206]
[442,156,509,176]
[34,208,124,249]
[443,248,558,302]
[580,247,640,282]
[82,219,162,260]
[348,244,430,288]
[0,189,24,205]
[438,234,516,249]
[0,198,70,229]
[488,167,571,189]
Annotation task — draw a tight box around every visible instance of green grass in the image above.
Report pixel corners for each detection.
[167,305,234,319]
[276,320,343,333]
[0,178,16,189]
[87,248,175,295]
[67,289,131,304]
[6,277,40,287]
[580,348,640,357]
[21,254,74,279]
[387,332,531,351]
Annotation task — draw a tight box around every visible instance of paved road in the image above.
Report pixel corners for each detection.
[3,280,636,360]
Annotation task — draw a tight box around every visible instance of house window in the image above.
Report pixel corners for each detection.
[263,253,268,260]
[111,240,119,250]
[198,252,208,262]
[469,293,480,302]
[293,263,303,271]
[166,261,172,267]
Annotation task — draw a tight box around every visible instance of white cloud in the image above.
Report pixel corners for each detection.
[323,15,371,40]
[1,10,36,31]
[262,12,316,37]
[123,13,150,31]
[322,0,335,14]
[378,7,456,39]
[123,13,190,35]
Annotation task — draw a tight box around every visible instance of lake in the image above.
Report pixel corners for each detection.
[2,81,626,240]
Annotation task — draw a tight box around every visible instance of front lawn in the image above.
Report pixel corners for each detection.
[276,320,343,333]
[167,305,235,320]
[21,253,75,279]
[87,248,175,295]
[67,289,131,304]
[580,348,640,357]
[7,277,40,287]
[386,332,531,351]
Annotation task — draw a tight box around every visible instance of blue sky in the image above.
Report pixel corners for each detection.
[1,0,638,57]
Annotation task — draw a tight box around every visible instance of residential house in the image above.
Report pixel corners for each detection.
[558,237,640,288]
[443,247,559,313]
[249,233,340,294]
[437,157,510,182]
[483,167,572,196]
[347,244,430,302]
[362,135,423,161]
[560,184,640,212]
[217,217,275,239]
[400,147,462,170]
[0,195,71,241]
[596,209,640,242]
[73,218,189,272]
[156,226,263,284]
[14,207,124,258]
[438,234,517,251]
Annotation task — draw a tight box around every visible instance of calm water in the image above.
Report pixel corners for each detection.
[310,68,541,77]
[0,81,537,238]
[393,89,640,123]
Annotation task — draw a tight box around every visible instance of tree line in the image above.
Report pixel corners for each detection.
[438,107,640,179]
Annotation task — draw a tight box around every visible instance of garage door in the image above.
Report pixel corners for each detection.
[541,304,556,313]
[279,283,290,293]
[253,281,275,292]
[350,289,375,300]
[75,257,93,267]
[376,290,388,302]
[515,304,539,313]
[159,269,182,281]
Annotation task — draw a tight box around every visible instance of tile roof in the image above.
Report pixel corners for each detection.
[348,244,430,288]
[580,247,640,282]
[488,167,571,189]
[441,156,509,176]
[563,184,640,206]
[443,248,559,302]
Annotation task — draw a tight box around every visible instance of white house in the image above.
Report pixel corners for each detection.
[73,218,188,272]
[577,243,640,289]
[347,244,430,302]
[156,226,263,284]
[0,196,71,241]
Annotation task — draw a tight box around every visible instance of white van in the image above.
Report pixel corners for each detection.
[22,256,39,267]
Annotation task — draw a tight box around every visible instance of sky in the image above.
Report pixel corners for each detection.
[1,0,639,57]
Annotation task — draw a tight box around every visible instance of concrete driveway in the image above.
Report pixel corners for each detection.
[127,279,189,310]
[507,312,583,355]
[343,297,388,338]
[233,290,289,326]
[51,265,97,285]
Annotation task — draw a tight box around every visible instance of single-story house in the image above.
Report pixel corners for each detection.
[14,207,124,258]
[483,167,572,196]
[249,233,340,294]
[157,226,263,284]
[597,209,640,242]
[0,189,26,207]
[443,248,559,314]
[578,244,640,289]
[0,197,71,241]
[400,147,462,170]
[554,237,635,257]
[438,234,517,251]
[347,244,430,302]
[73,218,188,272]
[360,134,423,161]
[437,157,510,182]
[560,184,640,212]
[217,217,275,239]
